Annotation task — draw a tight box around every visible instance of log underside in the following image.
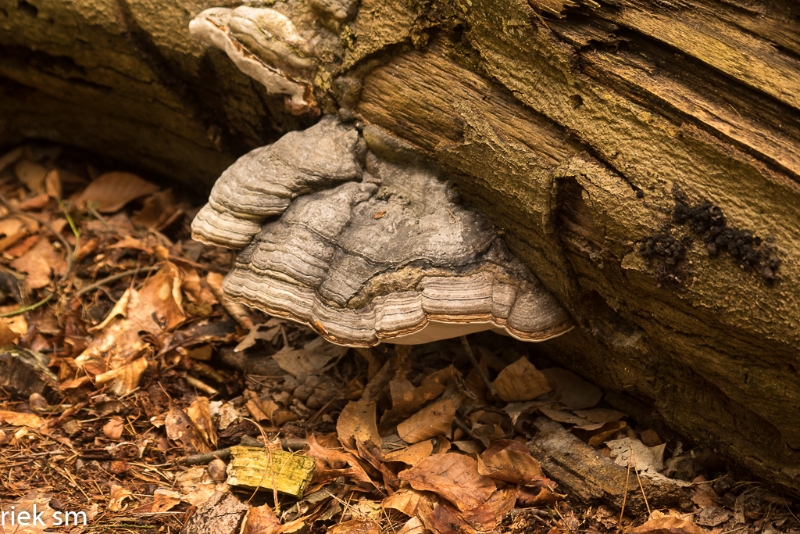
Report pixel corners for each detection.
[1,0,799,491]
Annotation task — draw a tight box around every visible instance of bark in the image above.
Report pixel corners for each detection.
[2,0,799,492]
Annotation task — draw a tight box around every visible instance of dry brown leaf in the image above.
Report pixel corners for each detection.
[381,365,455,423]
[103,416,125,440]
[14,159,48,194]
[328,520,380,534]
[539,368,602,409]
[384,439,434,466]
[583,420,627,447]
[94,357,148,396]
[108,484,133,512]
[16,193,49,210]
[272,337,348,377]
[0,146,25,174]
[397,398,456,444]
[73,171,159,213]
[165,405,209,454]
[630,511,705,534]
[399,453,496,512]
[337,400,381,450]
[397,517,426,534]
[478,439,547,485]
[0,216,30,251]
[0,319,19,345]
[382,488,425,517]
[151,490,182,513]
[306,434,374,486]
[539,406,591,425]
[516,486,565,507]
[2,492,58,534]
[573,408,627,423]
[5,234,39,258]
[44,168,63,199]
[492,357,551,402]
[243,504,282,534]
[0,409,45,428]
[186,396,217,449]
[132,189,177,229]
[10,238,62,289]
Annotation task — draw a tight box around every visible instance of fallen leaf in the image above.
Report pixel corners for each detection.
[695,506,731,527]
[382,366,455,424]
[132,189,177,229]
[306,434,374,486]
[94,357,148,396]
[539,406,591,425]
[0,409,45,428]
[538,367,602,409]
[272,337,348,377]
[516,485,565,507]
[630,511,705,534]
[108,484,133,512]
[10,238,62,289]
[16,193,49,210]
[478,439,547,485]
[151,489,182,513]
[187,396,217,449]
[573,408,627,423]
[584,420,627,447]
[492,357,551,402]
[328,520,380,534]
[384,439,434,466]
[397,517,426,534]
[14,159,48,194]
[73,171,159,213]
[243,504,282,534]
[397,398,456,444]
[607,437,667,476]
[337,400,381,450]
[103,416,125,440]
[2,492,57,533]
[382,488,424,517]
[399,453,496,512]
[0,319,19,345]
[165,405,209,454]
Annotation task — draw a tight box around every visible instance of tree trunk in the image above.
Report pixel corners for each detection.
[2,0,799,492]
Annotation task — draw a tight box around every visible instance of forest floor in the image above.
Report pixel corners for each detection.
[0,144,797,534]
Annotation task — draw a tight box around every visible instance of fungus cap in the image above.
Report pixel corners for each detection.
[192,118,573,347]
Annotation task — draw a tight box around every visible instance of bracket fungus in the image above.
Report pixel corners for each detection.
[190,6,318,114]
[193,117,573,347]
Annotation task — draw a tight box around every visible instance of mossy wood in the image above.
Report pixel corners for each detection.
[1,0,798,492]
[226,445,315,498]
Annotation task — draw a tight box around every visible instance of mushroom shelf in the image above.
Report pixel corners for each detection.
[192,117,573,347]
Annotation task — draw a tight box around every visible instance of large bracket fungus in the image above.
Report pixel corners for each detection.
[192,117,573,347]
[190,6,319,114]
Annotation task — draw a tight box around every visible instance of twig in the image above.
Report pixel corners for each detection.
[0,292,55,317]
[630,445,651,515]
[75,266,158,297]
[460,336,498,397]
[618,444,633,530]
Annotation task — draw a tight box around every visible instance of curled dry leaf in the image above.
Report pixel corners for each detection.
[10,238,63,289]
[492,357,551,402]
[272,336,349,377]
[0,319,19,345]
[151,489,182,513]
[14,159,48,194]
[0,409,45,429]
[165,405,210,454]
[397,517,426,534]
[337,400,381,450]
[306,434,374,486]
[630,511,705,534]
[538,368,602,410]
[186,396,217,449]
[516,485,565,507]
[397,398,456,444]
[607,437,667,476]
[73,171,159,213]
[94,357,148,397]
[382,488,425,517]
[381,365,455,424]
[108,484,133,512]
[132,189,178,229]
[243,504,282,534]
[103,416,125,440]
[478,439,547,485]
[328,520,381,534]
[383,439,434,466]
[399,453,496,512]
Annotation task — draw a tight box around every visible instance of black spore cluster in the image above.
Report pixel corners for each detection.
[639,229,691,286]
[672,196,780,282]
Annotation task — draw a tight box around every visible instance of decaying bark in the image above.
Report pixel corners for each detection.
[1,0,799,492]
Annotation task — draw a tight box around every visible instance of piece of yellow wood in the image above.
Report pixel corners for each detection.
[226,446,316,498]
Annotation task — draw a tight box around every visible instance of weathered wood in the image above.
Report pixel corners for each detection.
[1,0,799,493]
[226,445,316,498]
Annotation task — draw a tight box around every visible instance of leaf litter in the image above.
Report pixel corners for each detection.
[0,144,797,534]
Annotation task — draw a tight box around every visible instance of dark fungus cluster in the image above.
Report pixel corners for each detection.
[673,197,780,282]
[639,192,781,286]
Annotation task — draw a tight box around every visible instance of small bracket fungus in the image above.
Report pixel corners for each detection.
[190,6,317,114]
[193,117,573,347]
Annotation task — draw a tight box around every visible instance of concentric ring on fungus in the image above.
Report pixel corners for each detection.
[192,117,573,347]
